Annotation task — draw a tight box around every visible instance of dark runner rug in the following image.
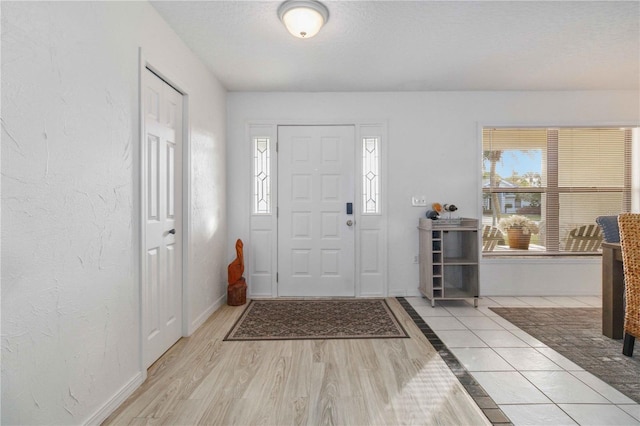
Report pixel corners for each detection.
[224,299,408,341]
[490,307,640,403]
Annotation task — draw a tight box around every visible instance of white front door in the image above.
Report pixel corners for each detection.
[142,68,183,368]
[277,125,355,297]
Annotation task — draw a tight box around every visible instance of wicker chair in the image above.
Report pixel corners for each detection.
[618,213,640,357]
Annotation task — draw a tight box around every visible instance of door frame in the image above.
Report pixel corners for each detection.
[137,49,191,375]
[246,120,388,298]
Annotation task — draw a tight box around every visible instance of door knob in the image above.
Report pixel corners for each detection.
[346,220,353,226]
[168,229,176,235]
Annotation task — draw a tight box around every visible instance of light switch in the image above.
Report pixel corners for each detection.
[411,195,427,206]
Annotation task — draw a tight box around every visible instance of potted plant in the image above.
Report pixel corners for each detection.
[497,215,540,249]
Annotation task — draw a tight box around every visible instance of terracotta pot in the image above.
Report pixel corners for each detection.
[507,228,531,249]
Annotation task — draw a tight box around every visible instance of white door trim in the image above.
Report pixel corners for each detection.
[138,49,191,375]
[246,120,388,298]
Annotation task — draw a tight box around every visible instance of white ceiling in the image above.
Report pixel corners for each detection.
[150,1,640,92]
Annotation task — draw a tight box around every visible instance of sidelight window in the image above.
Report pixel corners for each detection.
[253,137,271,214]
[362,137,380,214]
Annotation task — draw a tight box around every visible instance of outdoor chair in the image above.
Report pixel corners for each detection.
[482,225,504,251]
[596,215,621,243]
[564,224,603,252]
[618,213,640,357]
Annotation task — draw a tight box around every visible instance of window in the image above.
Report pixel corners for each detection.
[253,137,271,214]
[362,137,380,214]
[482,127,633,254]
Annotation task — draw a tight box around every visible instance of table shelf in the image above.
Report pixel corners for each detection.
[418,218,479,307]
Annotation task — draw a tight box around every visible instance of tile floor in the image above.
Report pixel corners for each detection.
[406,296,640,426]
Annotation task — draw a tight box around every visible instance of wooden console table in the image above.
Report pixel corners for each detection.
[602,242,624,339]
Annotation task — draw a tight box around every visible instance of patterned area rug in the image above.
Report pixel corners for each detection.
[490,307,640,403]
[224,299,409,341]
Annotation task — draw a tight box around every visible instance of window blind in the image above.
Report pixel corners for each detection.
[554,128,628,251]
[482,127,633,255]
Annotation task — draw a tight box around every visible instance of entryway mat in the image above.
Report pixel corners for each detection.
[224,299,409,341]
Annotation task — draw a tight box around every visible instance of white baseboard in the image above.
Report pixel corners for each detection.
[188,292,226,335]
[248,292,274,298]
[84,371,145,426]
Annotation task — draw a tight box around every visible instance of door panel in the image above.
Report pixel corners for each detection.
[278,126,355,297]
[142,68,183,368]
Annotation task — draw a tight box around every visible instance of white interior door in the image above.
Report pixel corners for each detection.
[277,125,355,297]
[142,68,183,368]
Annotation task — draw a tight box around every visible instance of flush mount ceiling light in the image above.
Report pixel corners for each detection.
[278,0,329,39]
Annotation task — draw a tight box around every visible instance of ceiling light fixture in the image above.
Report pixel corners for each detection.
[278,0,329,39]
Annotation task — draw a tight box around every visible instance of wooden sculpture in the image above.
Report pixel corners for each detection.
[227,239,247,306]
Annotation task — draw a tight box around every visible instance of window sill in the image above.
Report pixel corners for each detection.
[482,254,601,264]
[483,244,602,258]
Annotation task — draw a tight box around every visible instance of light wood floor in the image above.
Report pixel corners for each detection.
[104,298,489,425]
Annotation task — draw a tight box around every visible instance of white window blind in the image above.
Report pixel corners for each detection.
[482,127,633,254]
[554,128,629,250]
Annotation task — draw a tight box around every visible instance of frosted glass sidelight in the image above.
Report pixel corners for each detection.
[362,137,380,214]
[253,137,271,214]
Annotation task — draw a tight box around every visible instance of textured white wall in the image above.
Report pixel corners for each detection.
[1,2,226,424]
[227,91,638,297]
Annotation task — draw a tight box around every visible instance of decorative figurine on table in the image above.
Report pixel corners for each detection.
[227,239,247,306]
[426,202,459,221]
[425,203,443,220]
